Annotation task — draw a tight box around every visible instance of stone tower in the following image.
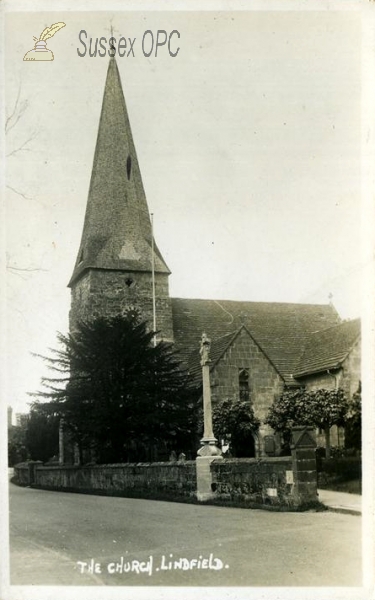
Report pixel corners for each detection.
[68,58,173,342]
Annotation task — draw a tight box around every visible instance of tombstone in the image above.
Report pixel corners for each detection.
[264,435,276,456]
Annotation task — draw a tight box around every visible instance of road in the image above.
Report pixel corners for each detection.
[9,481,362,587]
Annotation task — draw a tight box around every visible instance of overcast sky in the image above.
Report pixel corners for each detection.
[5,9,362,415]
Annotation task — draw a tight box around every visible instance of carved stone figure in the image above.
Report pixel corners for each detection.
[200,333,211,365]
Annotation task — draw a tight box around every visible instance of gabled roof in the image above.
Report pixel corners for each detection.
[69,58,169,287]
[171,298,341,384]
[293,318,361,378]
[186,325,283,385]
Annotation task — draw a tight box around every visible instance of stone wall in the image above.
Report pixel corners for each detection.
[298,340,360,400]
[13,463,30,486]
[210,457,295,506]
[15,461,196,500]
[296,342,361,449]
[210,327,284,453]
[341,339,361,399]
[13,428,317,509]
[315,425,344,449]
[13,458,300,507]
[301,371,337,392]
[69,269,174,342]
[14,456,317,510]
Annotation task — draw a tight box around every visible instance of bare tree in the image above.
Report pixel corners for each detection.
[6,84,45,275]
[6,83,39,200]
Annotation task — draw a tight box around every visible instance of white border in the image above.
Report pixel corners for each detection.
[1,1,374,600]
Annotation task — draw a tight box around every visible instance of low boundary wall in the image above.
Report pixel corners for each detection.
[14,461,197,500]
[211,457,294,506]
[13,428,318,509]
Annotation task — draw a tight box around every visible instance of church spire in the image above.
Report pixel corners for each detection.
[68,58,170,288]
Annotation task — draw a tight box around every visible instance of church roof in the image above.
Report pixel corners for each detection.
[293,318,361,378]
[171,298,341,385]
[186,325,283,385]
[68,58,169,288]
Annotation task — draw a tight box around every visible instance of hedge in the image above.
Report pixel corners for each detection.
[319,457,361,484]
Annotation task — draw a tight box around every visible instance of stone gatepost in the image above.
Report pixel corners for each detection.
[196,333,222,501]
[291,426,318,504]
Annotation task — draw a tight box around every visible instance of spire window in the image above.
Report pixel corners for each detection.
[126,155,132,180]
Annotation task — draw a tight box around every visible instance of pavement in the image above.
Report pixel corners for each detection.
[318,488,362,515]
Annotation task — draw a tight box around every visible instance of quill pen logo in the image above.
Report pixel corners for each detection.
[24,22,66,61]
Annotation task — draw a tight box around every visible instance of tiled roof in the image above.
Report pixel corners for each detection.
[171,298,341,384]
[69,58,169,288]
[293,318,361,378]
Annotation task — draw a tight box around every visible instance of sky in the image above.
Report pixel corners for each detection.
[4,8,363,415]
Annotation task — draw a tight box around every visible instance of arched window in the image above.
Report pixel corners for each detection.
[239,368,250,402]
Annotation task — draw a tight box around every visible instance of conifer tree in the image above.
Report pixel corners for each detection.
[25,410,60,462]
[31,315,199,463]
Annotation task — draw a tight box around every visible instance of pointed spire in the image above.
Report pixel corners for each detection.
[68,58,169,287]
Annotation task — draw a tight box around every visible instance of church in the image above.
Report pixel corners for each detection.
[68,58,361,457]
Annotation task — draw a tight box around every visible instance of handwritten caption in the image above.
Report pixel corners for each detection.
[77,553,229,576]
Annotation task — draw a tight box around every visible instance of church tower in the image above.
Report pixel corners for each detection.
[68,58,173,342]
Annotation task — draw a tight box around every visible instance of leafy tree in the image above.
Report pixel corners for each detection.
[345,382,361,451]
[212,398,260,457]
[265,388,348,458]
[304,389,348,458]
[8,424,29,466]
[265,389,306,446]
[31,315,199,463]
[24,408,60,462]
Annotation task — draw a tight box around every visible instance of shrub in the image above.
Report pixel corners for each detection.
[320,457,361,483]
